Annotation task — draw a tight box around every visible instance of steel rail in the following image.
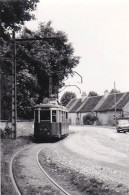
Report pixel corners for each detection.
[10,146,32,195]
[37,147,70,195]
[10,145,70,195]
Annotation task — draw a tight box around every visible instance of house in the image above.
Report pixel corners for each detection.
[67,91,129,126]
[77,95,103,125]
[67,98,82,125]
[95,92,129,126]
[67,93,103,125]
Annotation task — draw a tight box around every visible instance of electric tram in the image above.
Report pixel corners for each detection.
[34,99,69,141]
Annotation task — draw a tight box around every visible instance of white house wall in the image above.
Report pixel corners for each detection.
[68,113,77,125]
[97,111,121,126]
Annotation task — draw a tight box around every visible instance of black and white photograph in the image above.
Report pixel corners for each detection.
[1,0,129,194]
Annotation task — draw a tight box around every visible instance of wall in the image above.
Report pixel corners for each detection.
[0,121,34,137]
[96,111,121,126]
[68,113,78,125]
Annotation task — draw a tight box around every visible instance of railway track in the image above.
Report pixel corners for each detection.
[10,145,70,195]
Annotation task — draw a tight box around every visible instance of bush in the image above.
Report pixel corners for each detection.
[83,114,97,125]
[1,122,12,139]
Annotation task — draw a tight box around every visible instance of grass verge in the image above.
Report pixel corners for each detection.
[1,136,33,195]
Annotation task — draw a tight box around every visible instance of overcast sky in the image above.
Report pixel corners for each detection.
[26,0,129,97]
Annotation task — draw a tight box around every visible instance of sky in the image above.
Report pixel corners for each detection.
[26,0,129,98]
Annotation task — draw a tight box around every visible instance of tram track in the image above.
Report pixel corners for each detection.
[10,144,70,195]
[10,146,31,195]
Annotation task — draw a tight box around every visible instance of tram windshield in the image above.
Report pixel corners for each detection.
[40,110,50,121]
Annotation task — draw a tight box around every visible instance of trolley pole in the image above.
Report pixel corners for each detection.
[12,30,17,139]
[49,74,53,98]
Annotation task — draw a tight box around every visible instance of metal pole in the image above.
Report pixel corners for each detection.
[114,81,117,126]
[49,74,52,98]
[12,30,17,139]
[0,66,2,121]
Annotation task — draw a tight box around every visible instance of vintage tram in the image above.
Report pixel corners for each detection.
[34,100,69,141]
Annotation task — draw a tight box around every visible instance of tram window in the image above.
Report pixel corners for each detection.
[62,111,64,122]
[59,111,61,122]
[66,112,68,119]
[40,110,50,121]
[35,110,38,122]
[52,110,56,122]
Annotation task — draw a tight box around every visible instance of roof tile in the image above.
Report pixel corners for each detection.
[78,96,102,113]
[70,98,82,113]
[97,93,124,111]
[115,92,129,110]
[66,98,77,110]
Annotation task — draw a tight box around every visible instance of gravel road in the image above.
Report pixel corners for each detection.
[39,125,129,194]
[63,126,129,185]
[9,125,129,194]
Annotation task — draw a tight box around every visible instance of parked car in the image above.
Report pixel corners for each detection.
[116,118,129,133]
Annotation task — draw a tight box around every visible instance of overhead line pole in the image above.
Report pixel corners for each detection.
[114,81,117,126]
[11,35,65,139]
[12,30,17,139]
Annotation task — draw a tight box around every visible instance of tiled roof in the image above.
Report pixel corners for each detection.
[97,93,124,112]
[69,98,82,113]
[66,98,77,110]
[78,96,102,113]
[67,92,129,114]
[113,92,129,110]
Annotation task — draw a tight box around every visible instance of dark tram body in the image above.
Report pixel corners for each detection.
[34,102,69,140]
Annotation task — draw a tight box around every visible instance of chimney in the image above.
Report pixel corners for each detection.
[81,91,87,102]
[104,90,109,99]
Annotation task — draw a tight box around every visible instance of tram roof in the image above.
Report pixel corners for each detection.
[34,103,68,111]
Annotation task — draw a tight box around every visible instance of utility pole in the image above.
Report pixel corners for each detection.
[114,81,117,126]
[12,30,17,139]
[0,65,2,121]
[11,36,65,139]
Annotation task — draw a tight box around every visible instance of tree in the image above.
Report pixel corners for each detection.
[1,0,39,120]
[1,22,80,119]
[88,91,98,97]
[83,114,97,125]
[110,89,120,94]
[60,92,76,106]
[16,22,80,104]
[0,0,39,35]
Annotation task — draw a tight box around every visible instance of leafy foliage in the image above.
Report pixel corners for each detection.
[83,114,97,125]
[1,0,39,120]
[60,91,76,106]
[88,91,98,97]
[110,89,120,94]
[0,0,39,34]
[17,23,79,102]
[1,22,80,119]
